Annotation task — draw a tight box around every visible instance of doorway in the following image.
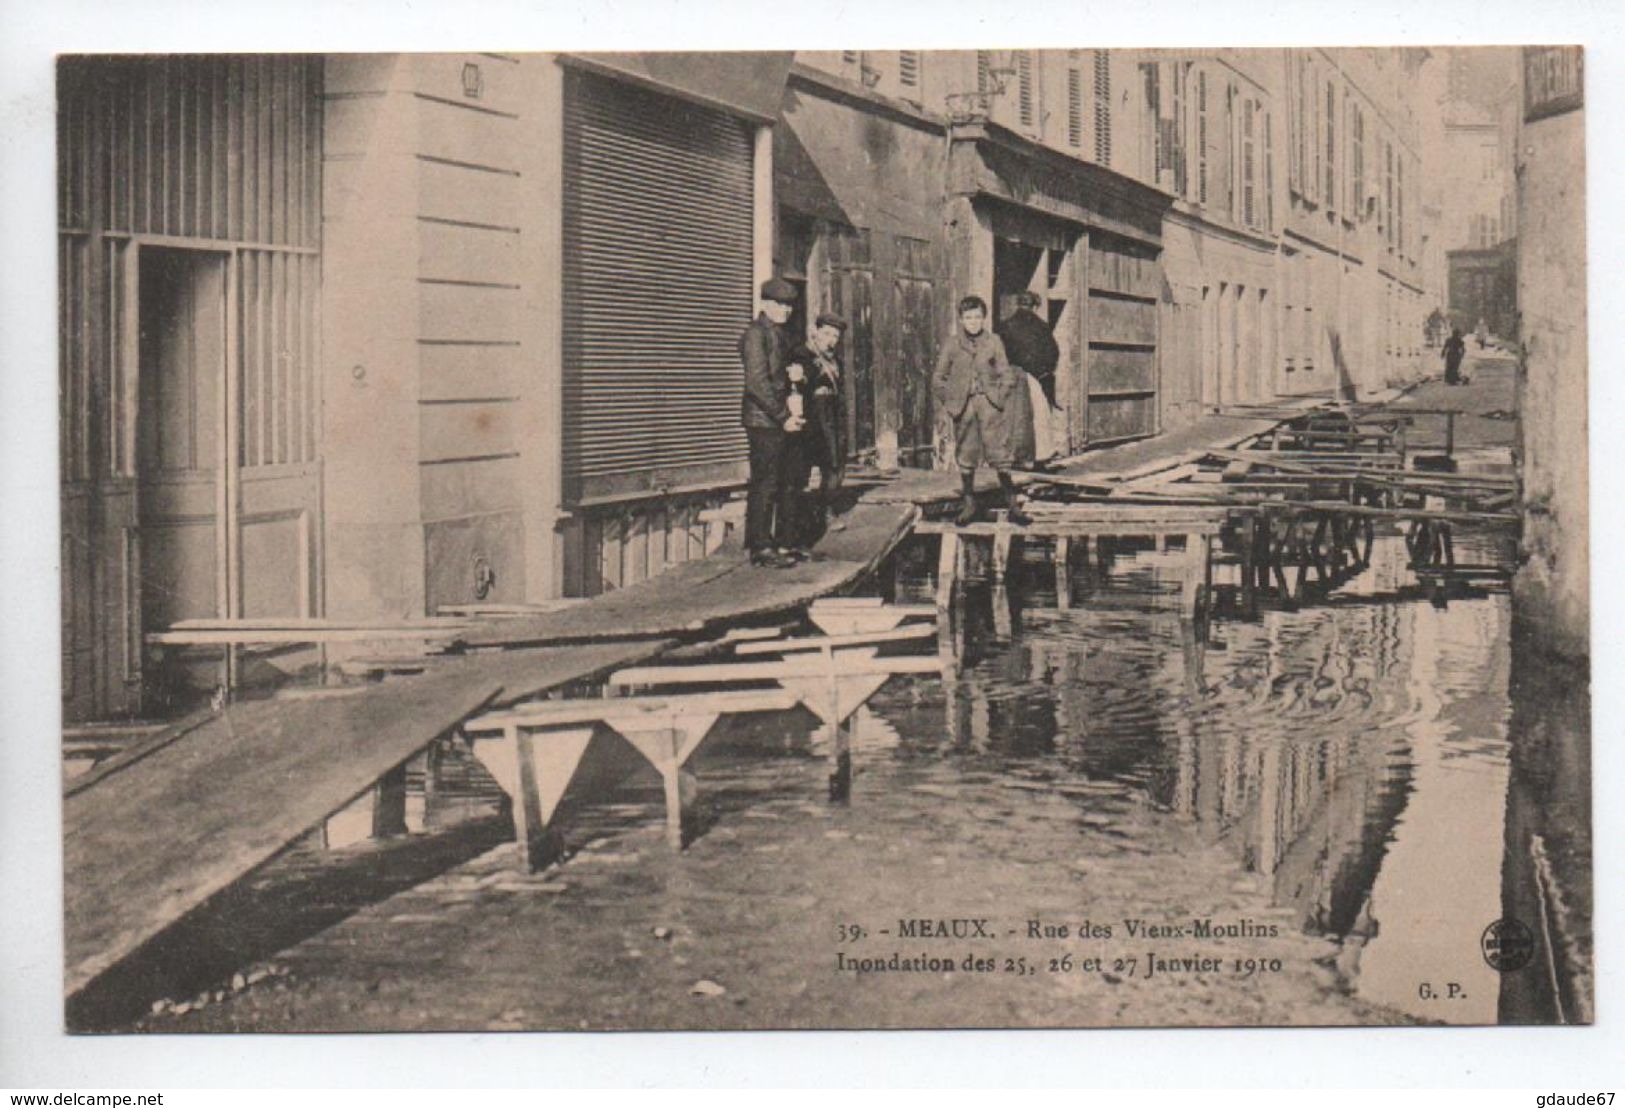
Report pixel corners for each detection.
[136,247,230,705]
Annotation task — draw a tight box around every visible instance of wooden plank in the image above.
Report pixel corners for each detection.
[438,601,585,617]
[466,688,799,733]
[463,502,921,648]
[1020,504,1228,522]
[166,616,471,631]
[915,520,1225,536]
[147,629,463,646]
[609,654,943,688]
[935,531,960,619]
[1054,535,1071,610]
[1088,296,1157,345]
[734,624,936,655]
[1256,501,1519,526]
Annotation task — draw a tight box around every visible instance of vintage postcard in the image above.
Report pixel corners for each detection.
[54,45,1590,1034]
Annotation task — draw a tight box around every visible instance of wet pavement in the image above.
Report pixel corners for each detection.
[101,477,1522,1031]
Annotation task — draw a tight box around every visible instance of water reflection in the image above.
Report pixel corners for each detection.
[888,527,1513,1024]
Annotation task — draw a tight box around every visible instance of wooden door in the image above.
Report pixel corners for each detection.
[824,227,874,460]
[892,273,937,468]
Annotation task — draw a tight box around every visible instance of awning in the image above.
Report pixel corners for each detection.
[559,51,794,124]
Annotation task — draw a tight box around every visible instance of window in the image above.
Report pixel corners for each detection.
[1017,50,1035,130]
[1243,98,1256,227]
[1225,83,1237,219]
[1384,141,1395,248]
[976,51,992,93]
[1067,60,1084,147]
[1291,52,1306,195]
[1093,50,1112,166]
[1309,61,1322,204]
[1140,62,1161,182]
[1324,80,1335,206]
[1396,155,1405,256]
[1352,106,1365,216]
[1197,69,1209,205]
[898,51,921,100]
[1172,63,1187,196]
[1264,107,1274,231]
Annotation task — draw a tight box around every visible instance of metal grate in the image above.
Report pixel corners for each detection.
[1067,65,1083,147]
[1092,50,1112,166]
[898,51,920,91]
[561,69,755,505]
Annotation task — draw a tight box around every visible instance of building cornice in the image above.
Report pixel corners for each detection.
[1165,202,1280,253]
[784,62,947,135]
[945,118,1174,249]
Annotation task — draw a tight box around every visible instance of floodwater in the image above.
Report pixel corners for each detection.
[886,522,1515,1024]
[102,509,1522,1032]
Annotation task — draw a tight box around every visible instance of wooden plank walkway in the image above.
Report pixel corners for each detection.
[62,640,670,997]
[460,501,919,648]
[63,505,923,998]
[57,393,1411,999]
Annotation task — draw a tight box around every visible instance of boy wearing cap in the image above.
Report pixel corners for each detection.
[933,295,1033,527]
[739,277,806,568]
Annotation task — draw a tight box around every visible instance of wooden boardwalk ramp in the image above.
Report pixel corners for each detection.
[62,640,667,999]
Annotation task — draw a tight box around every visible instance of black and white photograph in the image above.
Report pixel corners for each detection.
[30,37,1595,1044]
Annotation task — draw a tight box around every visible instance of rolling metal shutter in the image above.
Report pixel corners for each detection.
[562,68,756,505]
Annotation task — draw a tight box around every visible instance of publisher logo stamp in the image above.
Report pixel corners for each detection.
[1481,918,1535,972]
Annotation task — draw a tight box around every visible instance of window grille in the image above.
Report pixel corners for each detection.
[1264,109,1274,230]
[1243,98,1256,227]
[1067,65,1083,147]
[1324,80,1335,205]
[1017,51,1035,129]
[898,51,920,91]
[1093,50,1112,166]
[1197,69,1208,205]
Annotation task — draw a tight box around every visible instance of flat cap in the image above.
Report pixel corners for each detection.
[760,277,798,304]
[814,313,848,332]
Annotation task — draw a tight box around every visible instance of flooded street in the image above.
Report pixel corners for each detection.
[893,526,1514,1025]
[106,511,1522,1033]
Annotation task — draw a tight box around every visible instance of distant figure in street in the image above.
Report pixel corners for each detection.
[997,290,1063,465]
[1443,327,1467,386]
[739,277,806,569]
[934,296,1033,527]
[1425,307,1449,349]
[787,313,849,538]
[1475,318,1489,349]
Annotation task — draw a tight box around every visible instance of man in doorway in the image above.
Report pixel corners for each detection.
[789,313,849,538]
[934,295,1033,527]
[739,277,806,569]
[997,289,1062,465]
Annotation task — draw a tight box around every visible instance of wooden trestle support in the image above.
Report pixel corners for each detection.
[460,598,939,871]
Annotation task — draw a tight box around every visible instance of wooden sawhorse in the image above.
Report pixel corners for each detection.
[462,689,799,871]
